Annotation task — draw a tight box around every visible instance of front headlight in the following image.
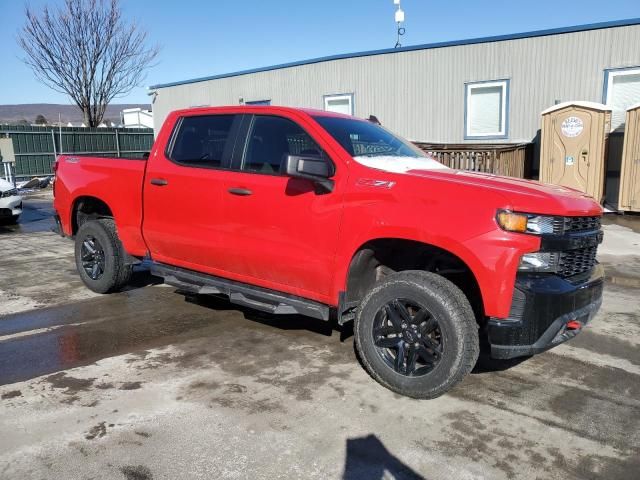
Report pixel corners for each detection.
[497,210,559,235]
[518,252,561,272]
[1,188,18,198]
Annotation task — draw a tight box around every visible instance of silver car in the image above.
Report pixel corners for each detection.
[0,178,22,223]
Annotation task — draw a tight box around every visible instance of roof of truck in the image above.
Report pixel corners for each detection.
[170,105,361,119]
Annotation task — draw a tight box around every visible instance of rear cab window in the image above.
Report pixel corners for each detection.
[168,114,239,169]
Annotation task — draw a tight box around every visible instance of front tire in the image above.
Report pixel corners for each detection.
[74,218,132,293]
[355,271,479,399]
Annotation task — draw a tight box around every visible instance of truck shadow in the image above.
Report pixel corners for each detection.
[181,292,336,338]
[179,292,529,376]
[471,353,530,374]
[122,266,164,291]
[472,336,532,373]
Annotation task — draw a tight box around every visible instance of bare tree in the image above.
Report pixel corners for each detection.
[35,114,48,125]
[18,0,159,127]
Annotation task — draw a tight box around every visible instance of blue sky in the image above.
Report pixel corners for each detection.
[0,0,638,105]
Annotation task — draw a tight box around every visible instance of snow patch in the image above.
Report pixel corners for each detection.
[353,155,449,174]
[0,289,42,316]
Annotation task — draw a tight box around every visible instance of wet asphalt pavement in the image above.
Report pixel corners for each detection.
[0,191,639,480]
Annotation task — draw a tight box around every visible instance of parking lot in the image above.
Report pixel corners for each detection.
[0,190,639,480]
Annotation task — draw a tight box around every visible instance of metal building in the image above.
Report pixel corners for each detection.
[149,19,640,148]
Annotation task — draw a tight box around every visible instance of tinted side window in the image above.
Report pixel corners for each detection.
[242,116,321,174]
[170,115,236,168]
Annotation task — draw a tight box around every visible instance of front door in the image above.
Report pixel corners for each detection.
[143,113,242,271]
[218,114,344,303]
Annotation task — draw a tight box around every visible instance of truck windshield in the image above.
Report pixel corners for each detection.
[313,115,447,172]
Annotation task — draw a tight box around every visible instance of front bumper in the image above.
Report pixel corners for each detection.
[488,264,604,359]
[0,196,22,217]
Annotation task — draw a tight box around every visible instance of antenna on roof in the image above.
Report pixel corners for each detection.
[393,0,406,48]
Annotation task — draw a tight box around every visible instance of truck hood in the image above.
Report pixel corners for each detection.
[353,156,602,216]
[406,169,602,216]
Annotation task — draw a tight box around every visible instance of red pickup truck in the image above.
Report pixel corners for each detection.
[53,106,604,398]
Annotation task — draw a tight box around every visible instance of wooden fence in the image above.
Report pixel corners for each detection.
[413,142,533,178]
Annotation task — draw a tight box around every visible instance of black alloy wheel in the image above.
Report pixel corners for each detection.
[74,218,132,293]
[80,235,106,280]
[354,271,479,398]
[372,298,443,376]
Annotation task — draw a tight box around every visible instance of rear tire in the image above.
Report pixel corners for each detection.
[354,271,479,399]
[74,218,132,293]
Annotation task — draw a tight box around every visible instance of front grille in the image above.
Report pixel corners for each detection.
[544,215,601,234]
[1,188,18,198]
[559,246,598,278]
[535,216,567,235]
[564,216,601,233]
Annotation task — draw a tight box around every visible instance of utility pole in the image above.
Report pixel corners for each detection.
[394,0,406,48]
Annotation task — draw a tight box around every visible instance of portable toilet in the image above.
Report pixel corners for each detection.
[618,103,640,212]
[540,102,611,202]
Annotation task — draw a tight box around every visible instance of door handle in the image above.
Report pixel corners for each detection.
[228,187,252,196]
[150,178,168,186]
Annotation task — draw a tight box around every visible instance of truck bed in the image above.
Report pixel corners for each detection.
[53,155,148,256]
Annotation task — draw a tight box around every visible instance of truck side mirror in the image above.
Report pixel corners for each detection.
[285,154,334,192]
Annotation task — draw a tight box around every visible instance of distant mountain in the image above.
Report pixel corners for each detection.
[0,103,151,125]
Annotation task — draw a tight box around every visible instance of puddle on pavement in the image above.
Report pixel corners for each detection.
[0,194,55,234]
[0,286,339,386]
[0,287,234,385]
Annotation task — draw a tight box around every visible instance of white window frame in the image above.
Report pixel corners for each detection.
[323,93,354,116]
[604,66,640,130]
[464,79,509,139]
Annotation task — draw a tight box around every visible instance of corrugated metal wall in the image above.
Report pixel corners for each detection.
[152,24,640,144]
[0,125,154,177]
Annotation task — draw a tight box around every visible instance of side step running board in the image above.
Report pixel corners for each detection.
[150,262,330,321]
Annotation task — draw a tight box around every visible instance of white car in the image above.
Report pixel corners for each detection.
[0,178,22,223]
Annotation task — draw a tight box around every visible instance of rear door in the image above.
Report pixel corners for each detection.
[143,113,242,270]
[218,113,344,303]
